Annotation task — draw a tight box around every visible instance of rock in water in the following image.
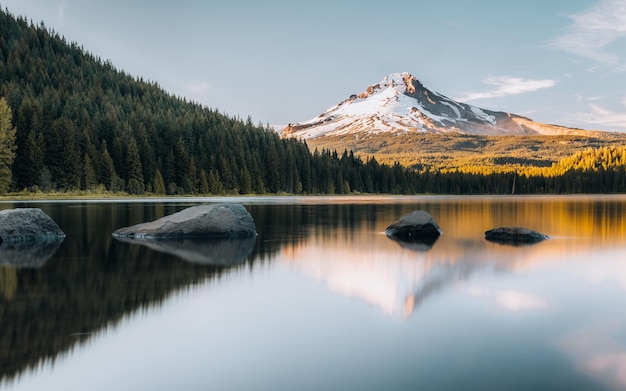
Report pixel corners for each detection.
[0,208,65,243]
[484,227,548,246]
[112,203,257,239]
[385,210,442,243]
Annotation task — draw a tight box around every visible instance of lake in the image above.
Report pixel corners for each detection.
[0,195,625,391]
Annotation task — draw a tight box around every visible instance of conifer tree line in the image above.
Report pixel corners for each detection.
[1,8,625,196]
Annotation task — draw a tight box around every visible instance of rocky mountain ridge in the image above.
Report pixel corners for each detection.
[282,73,592,139]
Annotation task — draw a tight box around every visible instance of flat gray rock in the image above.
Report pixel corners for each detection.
[385,210,442,244]
[485,227,548,246]
[0,208,65,243]
[112,203,256,239]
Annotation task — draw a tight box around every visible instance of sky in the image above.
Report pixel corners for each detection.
[2,0,626,132]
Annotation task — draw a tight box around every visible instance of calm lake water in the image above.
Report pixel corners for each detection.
[0,195,625,391]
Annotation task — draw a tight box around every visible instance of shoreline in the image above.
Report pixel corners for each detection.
[2,193,626,205]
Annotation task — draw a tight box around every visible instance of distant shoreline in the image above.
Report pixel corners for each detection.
[2,193,626,204]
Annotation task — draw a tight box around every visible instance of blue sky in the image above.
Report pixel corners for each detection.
[3,0,626,132]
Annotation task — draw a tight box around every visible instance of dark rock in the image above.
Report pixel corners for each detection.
[485,227,548,246]
[385,210,442,245]
[115,236,256,266]
[0,208,65,243]
[112,203,256,239]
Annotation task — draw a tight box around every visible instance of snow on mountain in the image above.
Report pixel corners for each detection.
[281,72,589,139]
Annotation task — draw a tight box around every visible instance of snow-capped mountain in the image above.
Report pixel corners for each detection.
[282,72,589,139]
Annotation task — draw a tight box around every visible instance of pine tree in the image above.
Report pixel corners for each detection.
[199,169,209,194]
[174,137,190,188]
[153,169,166,195]
[100,141,117,191]
[239,167,252,194]
[0,97,16,193]
[46,118,80,190]
[13,97,43,189]
[126,138,144,194]
[264,141,280,192]
[82,153,97,190]
[23,130,45,189]
[208,169,223,194]
[186,157,198,193]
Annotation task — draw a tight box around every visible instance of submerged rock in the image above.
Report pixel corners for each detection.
[0,208,65,243]
[112,203,257,239]
[484,227,548,246]
[385,210,442,246]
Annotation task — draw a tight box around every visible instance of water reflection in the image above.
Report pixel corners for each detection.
[560,322,626,391]
[0,239,64,268]
[285,234,547,317]
[273,197,626,319]
[0,202,238,383]
[387,235,439,252]
[0,196,625,389]
[114,236,257,265]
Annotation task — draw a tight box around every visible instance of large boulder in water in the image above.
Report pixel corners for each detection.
[385,210,442,245]
[0,208,65,243]
[485,227,548,246]
[112,203,257,239]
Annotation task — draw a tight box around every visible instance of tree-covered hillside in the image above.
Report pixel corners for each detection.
[0,8,421,195]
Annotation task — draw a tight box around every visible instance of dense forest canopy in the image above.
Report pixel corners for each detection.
[0,7,625,195]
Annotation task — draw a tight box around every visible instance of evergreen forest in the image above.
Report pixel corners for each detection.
[1,8,626,196]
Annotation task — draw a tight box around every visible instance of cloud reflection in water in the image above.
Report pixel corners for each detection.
[560,323,626,391]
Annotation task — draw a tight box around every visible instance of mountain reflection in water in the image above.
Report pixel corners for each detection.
[0,196,625,390]
[283,226,562,318]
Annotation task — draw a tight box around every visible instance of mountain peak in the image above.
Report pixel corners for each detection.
[282,72,590,139]
[378,72,415,90]
[357,72,420,98]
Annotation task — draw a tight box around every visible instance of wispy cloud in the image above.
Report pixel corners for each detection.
[457,77,556,102]
[574,104,626,131]
[549,0,626,64]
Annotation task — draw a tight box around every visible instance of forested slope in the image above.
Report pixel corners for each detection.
[0,8,419,195]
